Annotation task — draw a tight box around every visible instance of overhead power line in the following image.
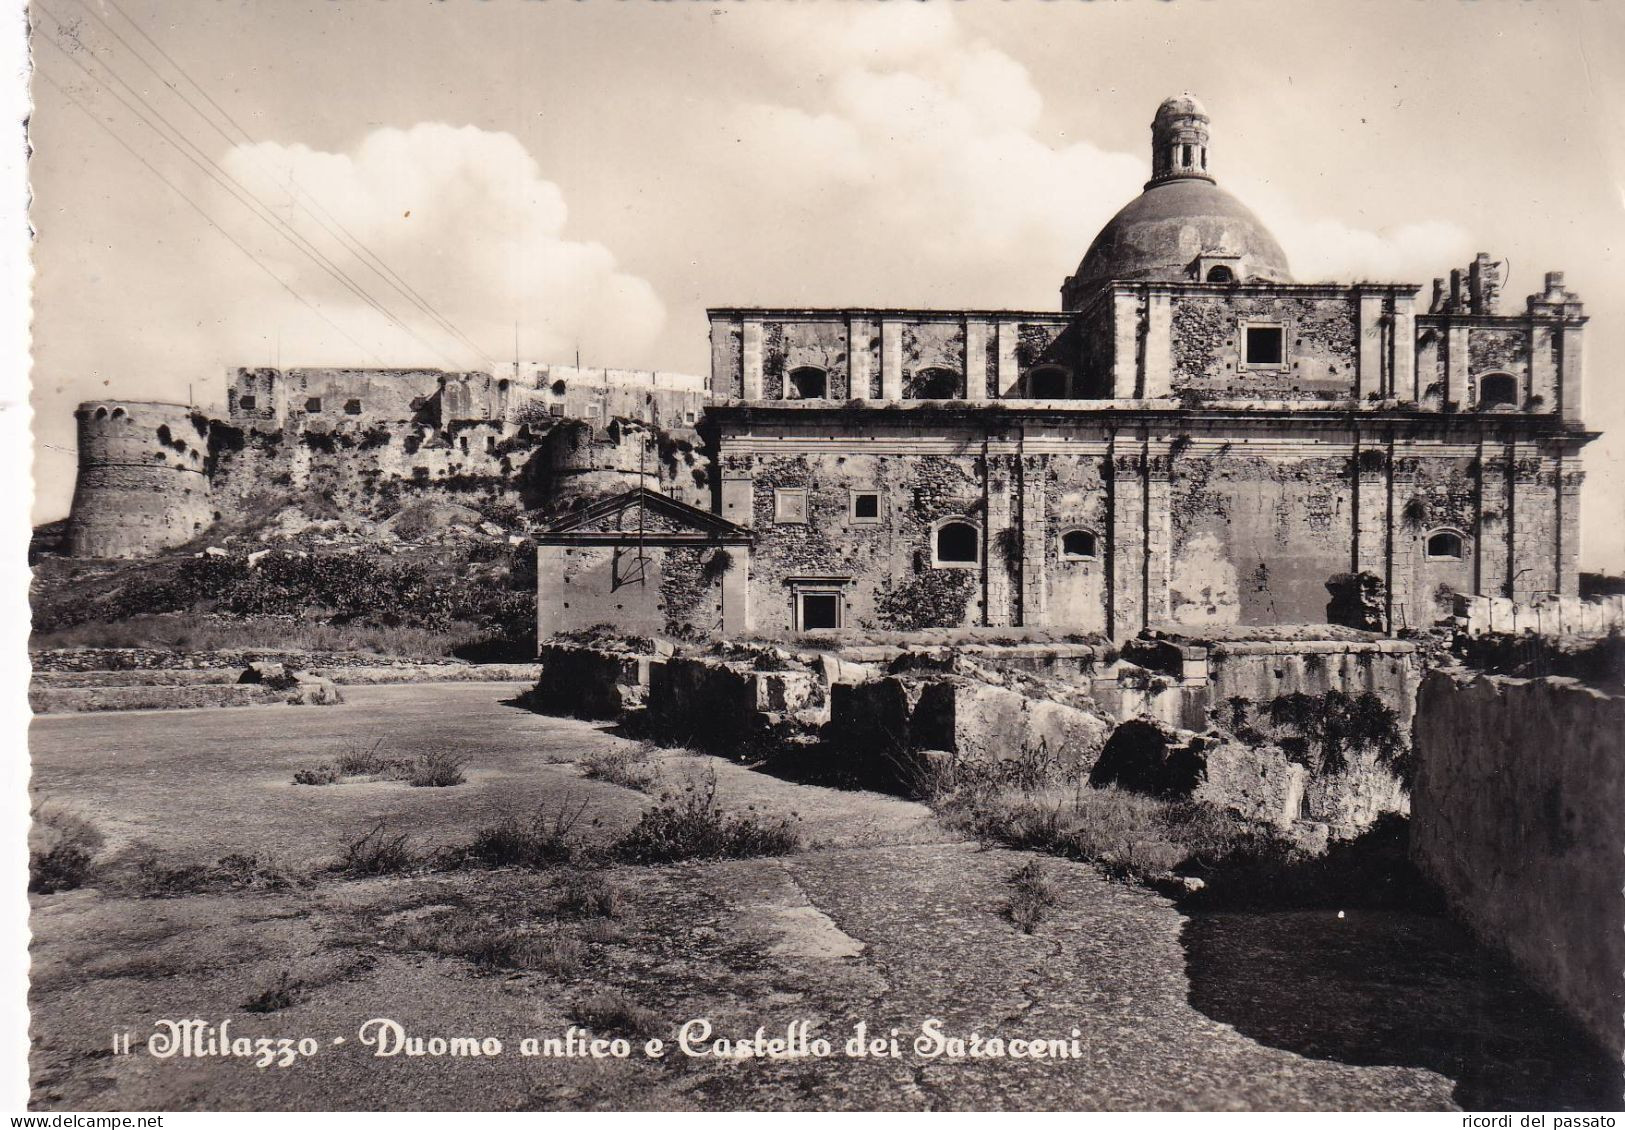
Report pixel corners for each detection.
[88,0,497,368]
[36,2,494,370]
[33,14,463,370]
[35,67,389,366]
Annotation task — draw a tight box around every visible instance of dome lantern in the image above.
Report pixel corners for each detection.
[1149,94,1214,187]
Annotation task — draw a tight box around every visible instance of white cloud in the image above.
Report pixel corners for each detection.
[704,6,1472,299]
[214,123,665,369]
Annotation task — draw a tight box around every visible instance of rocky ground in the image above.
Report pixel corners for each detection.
[27,685,1619,1111]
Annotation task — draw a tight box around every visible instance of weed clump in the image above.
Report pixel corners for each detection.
[612,772,801,864]
[242,972,300,1013]
[409,751,468,788]
[570,992,662,1038]
[578,744,658,793]
[461,801,588,869]
[1001,860,1060,934]
[338,821,419,876]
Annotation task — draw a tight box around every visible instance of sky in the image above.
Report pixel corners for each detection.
[22,0,1625,569]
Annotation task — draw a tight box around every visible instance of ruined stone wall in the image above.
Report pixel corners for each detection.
[1411,670,1625,1058]
[228,367,457,428]
[733,444,987,635]
[1170,292,1358,400]
[1044,453,1110,634]
[1168,444,1353,626]
[66,402,213,558]
[538,543,727,639]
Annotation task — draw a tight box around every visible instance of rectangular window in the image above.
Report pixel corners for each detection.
[585,404,602,419]
[344,398,362,415]
[238,395,256,411]
[849,490,881,524]
[1245,325,1285,367]
[798,593,840,631]
[548,403,565,417]
[304,397,323,413]
[773,487,808,525]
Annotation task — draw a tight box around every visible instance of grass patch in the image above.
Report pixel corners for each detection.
[292,744,465,788]
[612,771,801,864]
[460,801,588,869]
[578,743,658,793]
[939,782,1268,882]
[403,915,584,975]
[552,872,623,920]
[570,992,663,1039]
[1001,860,1060,934]
[293,765,341,786]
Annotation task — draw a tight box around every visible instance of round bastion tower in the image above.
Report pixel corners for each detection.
[66,401,214,558]
[540,418,661,512]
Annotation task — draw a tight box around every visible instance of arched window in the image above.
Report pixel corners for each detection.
[934,520,979,566]
[1206,265,1235,283]
[1425,529,1465,560]
[787,366,827,400]
[909,367,961,400]
[1478,372,1518,410]
[1060,529,1099,560]
[1027,366,1070,399]
[93,406,108,420]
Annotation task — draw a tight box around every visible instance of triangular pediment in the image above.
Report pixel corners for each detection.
[543,488,751,542]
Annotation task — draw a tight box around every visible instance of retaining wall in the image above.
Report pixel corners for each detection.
[1411,669,1625,1058]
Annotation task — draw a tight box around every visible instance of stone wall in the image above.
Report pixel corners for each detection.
[1455,594,1625,638]
[537,543,730,639]
[1411,669,1625,1059]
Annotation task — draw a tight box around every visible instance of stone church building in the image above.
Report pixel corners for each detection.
[540,95,1594,642]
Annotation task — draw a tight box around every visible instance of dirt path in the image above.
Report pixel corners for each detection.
[27,686,1617,1110]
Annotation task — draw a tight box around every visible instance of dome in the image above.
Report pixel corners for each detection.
[1061,95,1292,306]
[1069,178,1293,291]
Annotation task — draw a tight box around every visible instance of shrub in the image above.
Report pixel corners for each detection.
[461,801,588,869]
[409,751,468,788]
[1002,860,1060,934]
[578,744,657,793]
[338,821,418,876]
[28,808,104,894]
[570,992,662,1039]
[612,772,801,864]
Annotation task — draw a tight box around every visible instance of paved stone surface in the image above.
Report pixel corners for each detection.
[27,685,1621,1110]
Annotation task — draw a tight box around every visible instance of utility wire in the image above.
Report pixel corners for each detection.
[35,67,388,365]
[34,5,468,369]
[85,0,497,367]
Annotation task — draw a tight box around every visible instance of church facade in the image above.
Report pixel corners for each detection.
[687,95,1594,640]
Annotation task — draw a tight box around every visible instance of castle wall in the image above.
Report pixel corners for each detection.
[67,402,213,558]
